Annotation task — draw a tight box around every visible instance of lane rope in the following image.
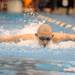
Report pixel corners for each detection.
[36,14,75,32]
[23,12,75,32]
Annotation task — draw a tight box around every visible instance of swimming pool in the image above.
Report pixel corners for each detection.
[0,12,75,75]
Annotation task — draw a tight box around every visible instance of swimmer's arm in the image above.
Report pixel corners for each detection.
[0,34,35,42]
[52,32,75,43]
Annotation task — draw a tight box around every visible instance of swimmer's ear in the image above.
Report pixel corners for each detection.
[52,33,54,38]
[35,33,38,36]
[52,34,54,38]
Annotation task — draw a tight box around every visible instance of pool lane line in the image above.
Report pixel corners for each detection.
[37,14,75,32]
[23,12,75,32]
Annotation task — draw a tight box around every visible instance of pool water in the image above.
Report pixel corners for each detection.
[0,12,75,75]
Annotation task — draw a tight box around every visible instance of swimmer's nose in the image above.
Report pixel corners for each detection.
[43,44,46,47]
[43,40,48,47]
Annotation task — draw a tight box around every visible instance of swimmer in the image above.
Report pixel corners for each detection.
[0,24,75,47]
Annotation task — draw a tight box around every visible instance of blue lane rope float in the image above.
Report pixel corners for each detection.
[36,14,75,32]
[23,12,75,32]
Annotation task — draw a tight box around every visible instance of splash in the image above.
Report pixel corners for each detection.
[48,41,75,49]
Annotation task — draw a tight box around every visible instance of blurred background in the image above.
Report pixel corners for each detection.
[0,0,75,15]
[0,1,75,75]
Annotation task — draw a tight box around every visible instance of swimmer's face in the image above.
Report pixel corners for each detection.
[35,24,53,47]
[38,36,52,47]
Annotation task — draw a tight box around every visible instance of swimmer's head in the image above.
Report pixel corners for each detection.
[35,24,53,47]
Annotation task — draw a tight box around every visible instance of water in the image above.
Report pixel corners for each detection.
[0,12,75,75]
